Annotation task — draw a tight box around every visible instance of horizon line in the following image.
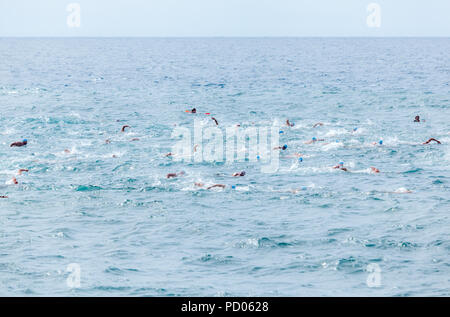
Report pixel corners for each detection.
[1,35,450,39]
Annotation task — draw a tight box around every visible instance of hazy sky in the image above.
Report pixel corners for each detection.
[1,0,449,37]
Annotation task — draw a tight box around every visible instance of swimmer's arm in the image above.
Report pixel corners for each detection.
[207,184,225,190]
[18,169,29,175]
[423,138,441,144]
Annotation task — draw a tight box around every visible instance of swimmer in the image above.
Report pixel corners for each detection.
[414,115,421,122]
[105,139,111,144]
[17,169,29,175]
[9,177,18,185]
[372,140,383,146]
[423,138,441,145]
[333,162,348,172]
[130,138,140,141]
[64,149,71,154]
[211,117,219,126]
[286,119,294,127]
[121,125,130,132]
[165,152,174,157]
[166,171,185,179]
[304,137,324,144]
[370,167,380,173]
[232,171,246,177]
[10,139,27,147]
[194,183,226,190]
[193,144,199,152]
[313,122,324,128]
[0,196,8,199]
[274,144,288,151]
[186,108,197,114]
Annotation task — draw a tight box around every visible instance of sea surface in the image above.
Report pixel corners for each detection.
[0,38,449,296]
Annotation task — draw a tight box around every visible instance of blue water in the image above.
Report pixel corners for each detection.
[0,38,449,296]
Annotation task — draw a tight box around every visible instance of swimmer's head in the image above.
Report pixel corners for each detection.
[282,144,288,150]
[339,162,344,166]
[256,155,260,160]
[353,128,358,131]
[379,140,383,145]
[231,185,236,189]
[279,130,284,134]
[298,157,303,162]
[22,139,27,144]
[312,137,317,141]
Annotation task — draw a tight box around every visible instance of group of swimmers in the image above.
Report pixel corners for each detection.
[3,112,442,196]
[160,111,442,190]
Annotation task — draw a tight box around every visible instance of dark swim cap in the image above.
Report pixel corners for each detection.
[282,144,288,150]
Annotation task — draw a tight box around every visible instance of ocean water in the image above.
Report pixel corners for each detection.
[0,38,449,296]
